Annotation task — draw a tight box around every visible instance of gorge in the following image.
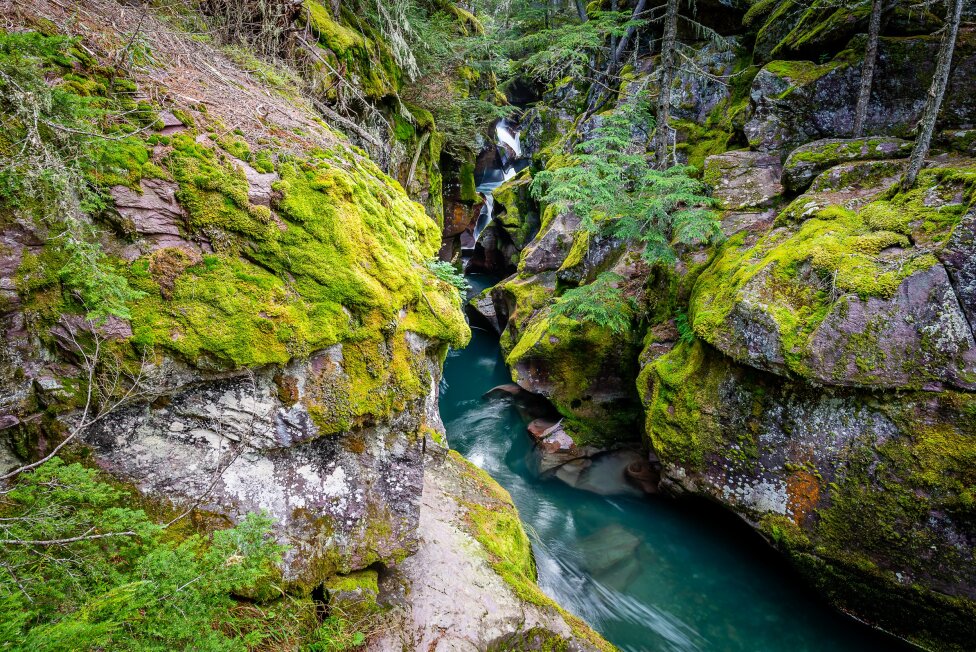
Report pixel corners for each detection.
[0,0,974,650]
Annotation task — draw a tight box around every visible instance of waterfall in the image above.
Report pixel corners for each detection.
[496,120,522,158]
[469,121,522,249]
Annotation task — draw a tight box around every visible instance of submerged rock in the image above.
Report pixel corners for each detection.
[578,523,642,578]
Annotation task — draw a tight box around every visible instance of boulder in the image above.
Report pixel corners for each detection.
[483,383,524,399]
[694,240,976,390]
[720,209,777,236]
[578,523,642,576]
[492,174,541,250]
[782,137,913,193]
[744,33,976,155]
[693,164,976,390]
[638,339,976,648]
[703,150,784,209]
[574,448,650,496]
[518,209,581,275]
[939,208,976,335]
[468,287,502,333]
[532,421,602,476]
[83,360,435,590]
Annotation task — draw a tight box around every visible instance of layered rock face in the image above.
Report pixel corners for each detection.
[0,5,613,648]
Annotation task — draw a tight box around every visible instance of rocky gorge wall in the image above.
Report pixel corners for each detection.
[469,6,976,650]
[0,1,611,648]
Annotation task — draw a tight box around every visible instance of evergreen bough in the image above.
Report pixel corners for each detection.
[531,92,723,266]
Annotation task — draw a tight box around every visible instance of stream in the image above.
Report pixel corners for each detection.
[439,275,915,652]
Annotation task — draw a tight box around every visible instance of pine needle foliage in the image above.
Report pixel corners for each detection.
[531,91,723,265]
[551,272,634,334]
[425,259,469,294]
[0,458,313,650]
[512,10,637,84]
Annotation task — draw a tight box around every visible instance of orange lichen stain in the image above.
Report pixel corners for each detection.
[786,468,821,524]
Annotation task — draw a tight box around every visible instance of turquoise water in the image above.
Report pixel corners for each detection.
[439,275,913,652]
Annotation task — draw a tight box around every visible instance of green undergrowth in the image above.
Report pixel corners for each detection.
[0,457,365,651]
[451,452,615,652]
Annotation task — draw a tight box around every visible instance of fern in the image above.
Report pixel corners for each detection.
[674,310,696,343]
[425,259,469,293]
[551,272,634,334]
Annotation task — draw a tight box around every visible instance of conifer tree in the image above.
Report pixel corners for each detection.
[532,92,722,265]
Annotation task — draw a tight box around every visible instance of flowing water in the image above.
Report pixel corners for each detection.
[439,274,915,652]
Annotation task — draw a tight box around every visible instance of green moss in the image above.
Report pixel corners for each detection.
[393,113,416,142]
[459,161,478,203]
[691,198,940,377]
[304,0,366,55]
[761,513,812,551]
[124,136,467,429]
[503,302,641,445]
[253,149,275,173]
[301,1,401,99]
[673,120,733,171]
[816,393,976,571]
[557,230,589,272]
[639,340,728,470]
[763,59,842,89]
[451,452,615,652]
[217,135,251,161]
[170,108,194,127]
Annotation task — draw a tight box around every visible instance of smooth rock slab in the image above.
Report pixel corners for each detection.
[369,449,605,652]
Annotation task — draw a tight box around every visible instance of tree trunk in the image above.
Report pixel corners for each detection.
[902,0,964,189]
[852,0,884,137]
[610,0,619,56]
[654,0,679,168]
[612,0,649,64]
[575,0,588,21]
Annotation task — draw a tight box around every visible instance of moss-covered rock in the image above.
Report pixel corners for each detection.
[638,339,976,651]
[690,165,976,390]
[493,172,541,251]
[745,33,976,155]
[301,0,401,100]
[782,137,913,193]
